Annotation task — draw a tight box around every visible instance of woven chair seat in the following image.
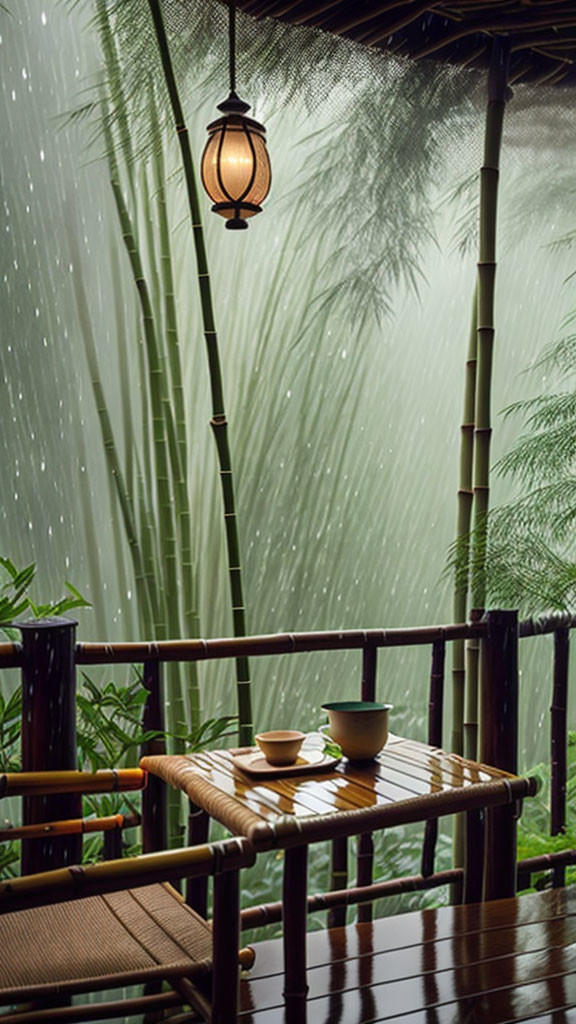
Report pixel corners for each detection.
[0,882,212,1004]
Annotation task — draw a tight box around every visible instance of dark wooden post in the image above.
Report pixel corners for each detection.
[186,801,210,913]
[356,643,378,923]
[551,627,569,887]
[361,644,377,702]
[103,824,123,861]
[212,868,241,1024]
[141,660,167,854]
[18,617,81,875]
[464,808,485,903]
[328,836,348,928]
[480,609,519,900]
[283,844,309,1016]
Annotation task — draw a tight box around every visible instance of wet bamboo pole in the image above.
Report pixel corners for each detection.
[468,38,511,766]
[452,289,478,758]
[147,0,253,746]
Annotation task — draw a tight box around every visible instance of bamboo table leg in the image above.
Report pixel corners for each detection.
[464,807,485,904]
[283,844,309,1016]
[185,802,209,914]
[484,802,517,900]
[328,836,348,928]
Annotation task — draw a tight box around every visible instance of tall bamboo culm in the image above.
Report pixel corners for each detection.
[147,0,253,745]
[451,287,477,758]
[466,37,511,761]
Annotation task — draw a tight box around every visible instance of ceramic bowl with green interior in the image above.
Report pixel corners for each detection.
[321,701,392,760]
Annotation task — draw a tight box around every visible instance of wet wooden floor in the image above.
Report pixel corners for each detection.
[239,887,576,1022]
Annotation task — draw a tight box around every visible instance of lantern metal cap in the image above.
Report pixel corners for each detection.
[217,90,251,115]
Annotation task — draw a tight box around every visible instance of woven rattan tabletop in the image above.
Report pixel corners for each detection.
[141,734,538,850]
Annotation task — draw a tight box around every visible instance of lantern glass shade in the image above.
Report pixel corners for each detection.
[201,113,271,227]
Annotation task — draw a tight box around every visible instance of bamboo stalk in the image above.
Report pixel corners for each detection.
[67,221,156,632]
[464,608,482,760]
[467,38,511,771]
[96,0,136,203]
[150,97,202,727]
[76,432,108,639]
[146,0,253,746]
[98,16,196,743]
[101,102,192,763]
[470,36,510,612]
[452,288,477,758]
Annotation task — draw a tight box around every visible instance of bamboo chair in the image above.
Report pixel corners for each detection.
[0,770,256,1024]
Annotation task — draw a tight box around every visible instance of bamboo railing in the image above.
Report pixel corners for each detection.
[0,609,574,901]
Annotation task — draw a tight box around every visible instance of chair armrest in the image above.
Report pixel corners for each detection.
[0,769,146,797]
[0,837,255,913]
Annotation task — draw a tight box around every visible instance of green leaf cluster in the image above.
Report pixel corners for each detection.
[0,668,237,870]
[0,558,90,639]
[517,731,576,891]
[447,320,576,613]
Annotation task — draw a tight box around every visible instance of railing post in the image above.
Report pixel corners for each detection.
[551,627,569,887]
[480,608,519,899]
[18,617,81,874]
[141,660,167,854]
[356,642,378,923]
[422,639,446,877]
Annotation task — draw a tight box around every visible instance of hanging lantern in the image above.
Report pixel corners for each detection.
[200,4,271,230]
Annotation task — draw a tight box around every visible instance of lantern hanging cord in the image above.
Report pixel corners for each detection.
[229,1,236,95]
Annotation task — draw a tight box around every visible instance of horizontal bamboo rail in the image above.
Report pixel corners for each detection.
[519,613,576,638]
[0,812,140,843]
[76,622,487,665]
[240,867,463,930]
[1,614,574,672]
[516,847,573,880]
[0,769,146,798]
[0,991,184,1024]
[0,643,22,668]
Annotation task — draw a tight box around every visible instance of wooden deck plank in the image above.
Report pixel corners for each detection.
[240,971,576,1022]
[240,890,576,1022]
[242,936,576,1014]
[247,888,576,980]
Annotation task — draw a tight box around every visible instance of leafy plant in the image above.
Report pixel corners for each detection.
[0,558,90,639]
[461,318,576,613]
[517,731,576,891]
[0,668,237,871]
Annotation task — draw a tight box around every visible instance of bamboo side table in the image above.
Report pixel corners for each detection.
[142,734,538,1013]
